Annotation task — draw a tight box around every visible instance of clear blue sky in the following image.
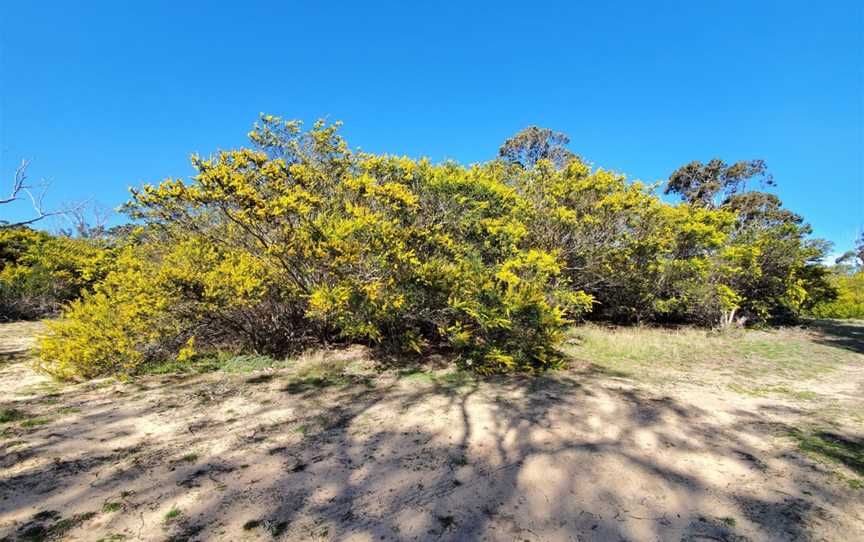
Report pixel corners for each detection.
[2,1,862,254]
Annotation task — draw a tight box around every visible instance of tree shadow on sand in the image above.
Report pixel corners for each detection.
[2,361,862,541]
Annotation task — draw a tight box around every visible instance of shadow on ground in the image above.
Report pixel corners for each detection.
[1,357,862,541]
[807,319,864,355]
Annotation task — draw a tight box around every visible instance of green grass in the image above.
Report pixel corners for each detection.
[163,508,182,523]
[727,384,819,401]
[280,354,374,393]
[789,428,864,478]
[180,453,198,463]
[20,417,50,428]
[0,407,26,423]
[564,323,860,389]
[19,381,64,396]
[139,352,288,375]
[23,511,98,541]
[2,408,58,430]
[102,501,122,513]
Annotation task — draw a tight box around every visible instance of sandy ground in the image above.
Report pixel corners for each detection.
[1,321,862,541]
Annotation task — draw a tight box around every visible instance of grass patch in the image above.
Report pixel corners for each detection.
[282,373,340,393]
[21,511,98,541]
[790,428,864,479]
[50,512,97,539]
[102,501,122,513]
[727,384,819,401]
[269,521,289,537]
[139,352,288,375]
[720,517,737,527]
[564,324,721,371]
[399,369,474,387]
[19,381,64,396]
[20,417,50,428]
[0,407,26,423]
[180,453,198,463]
[565,323,860,388]
[163,508,182,523]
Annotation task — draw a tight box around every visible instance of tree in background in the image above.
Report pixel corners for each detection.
[57,203,111,239]
[809,232,864,319]
[665,159,774,209]
[834,231,864,274]
[665,159,834,323]
[498,126,576,169]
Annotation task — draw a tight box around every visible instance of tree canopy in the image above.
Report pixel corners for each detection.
[0,116,835,379]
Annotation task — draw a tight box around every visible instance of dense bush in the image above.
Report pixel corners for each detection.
[0,228,113,320]
[809,272,864,319]
[33,116,837,378]
[37,118,592,377]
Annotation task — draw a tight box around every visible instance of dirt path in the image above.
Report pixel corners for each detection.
[1,322,862,541]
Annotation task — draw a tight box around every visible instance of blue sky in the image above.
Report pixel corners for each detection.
[2,1,862,254]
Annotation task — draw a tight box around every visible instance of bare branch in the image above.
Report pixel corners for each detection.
[57,200,109,238]
[0,159,64,229]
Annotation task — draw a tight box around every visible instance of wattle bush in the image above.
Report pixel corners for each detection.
[33,115,836,379]
[36,118,592,378]
[0,228,113,320]
[809,272,864,320]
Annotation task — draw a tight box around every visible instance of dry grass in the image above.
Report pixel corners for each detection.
[564,322,860,390]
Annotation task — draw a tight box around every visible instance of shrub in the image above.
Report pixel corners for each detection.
[34,115,835,378]
[36,117,593,378]
[36,237,300,379]
[0,228,113,320]
[809,272,864,319]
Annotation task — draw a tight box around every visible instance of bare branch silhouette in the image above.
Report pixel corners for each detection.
[0,159,64,228]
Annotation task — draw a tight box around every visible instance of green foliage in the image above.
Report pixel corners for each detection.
[809,272,864,319]
[498,126,576,169]
[163,508,182,523]
[663,162,834,324]
[0,227,113,320]
[37,117,592,378]
[36,238,287,379]
[664,158,774,209]
[35,117,836,378]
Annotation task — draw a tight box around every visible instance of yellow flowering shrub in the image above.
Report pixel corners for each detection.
[0,228,114,320]
[33,115,835,378]
[36,116,595,377]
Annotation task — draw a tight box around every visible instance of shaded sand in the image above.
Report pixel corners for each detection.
[1,321,862,541]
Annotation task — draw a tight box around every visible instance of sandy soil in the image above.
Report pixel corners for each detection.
[1,321,862,541]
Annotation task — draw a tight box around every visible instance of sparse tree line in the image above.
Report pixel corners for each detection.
[1,116,859,379]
